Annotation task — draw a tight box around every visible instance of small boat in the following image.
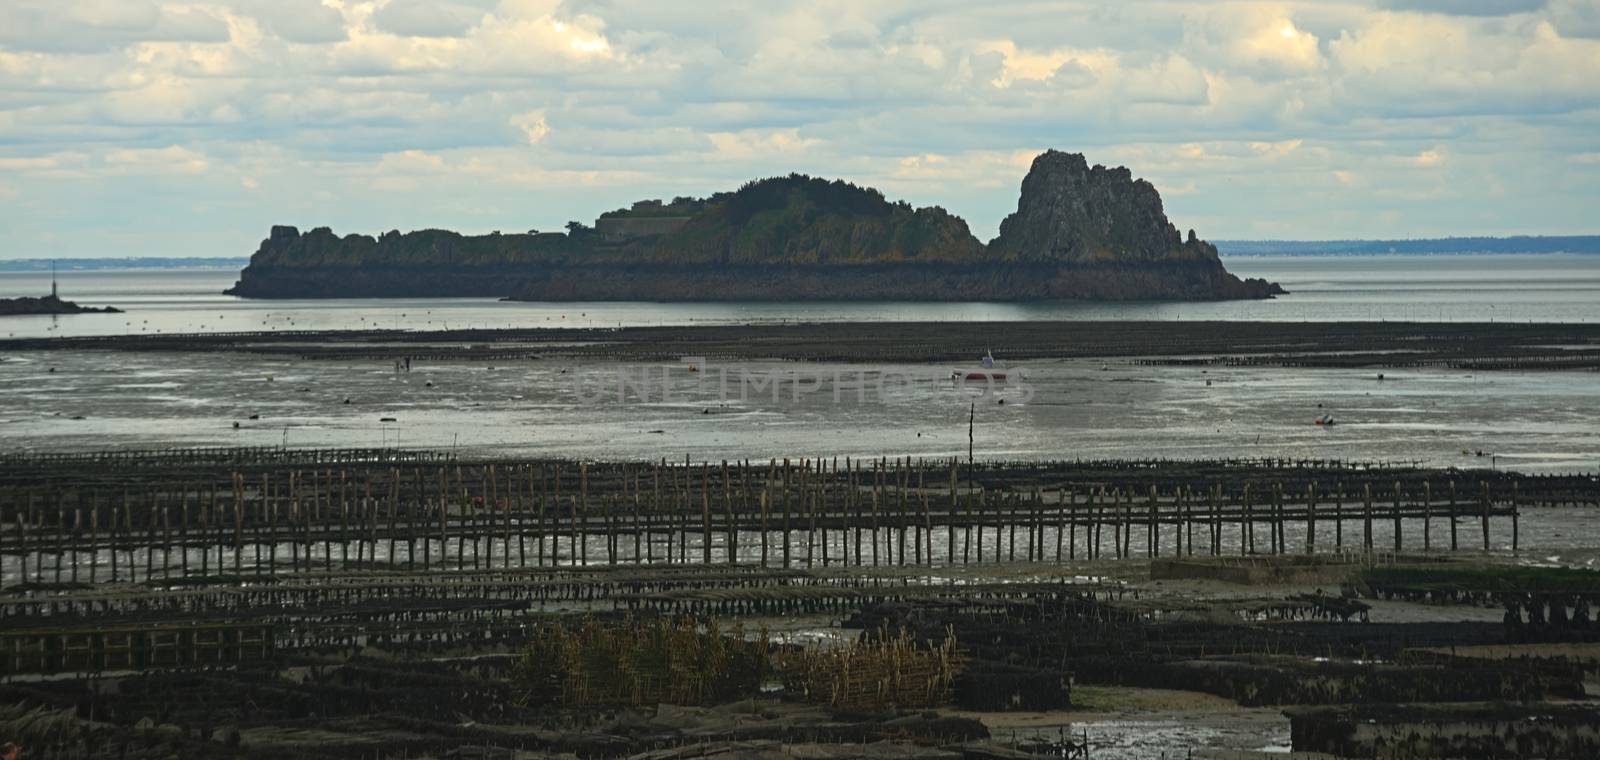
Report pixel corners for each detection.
[1314,414,1335,426]
[953,349,1006,381]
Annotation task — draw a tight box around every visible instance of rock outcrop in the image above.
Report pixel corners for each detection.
[226,152,1282,301]
[0,295,122,316]
[988,150,1283,298]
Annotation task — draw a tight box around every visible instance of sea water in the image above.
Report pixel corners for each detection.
[2,254,1599,339]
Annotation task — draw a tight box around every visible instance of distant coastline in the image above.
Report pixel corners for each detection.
[2,238,1595,270]
[0,257,247,272]
[1216,236,1600,257]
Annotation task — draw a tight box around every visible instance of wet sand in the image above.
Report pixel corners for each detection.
[7,320,1600,369]
[4,349,1598,472]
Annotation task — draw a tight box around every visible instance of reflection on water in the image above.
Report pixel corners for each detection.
[2,254,1599,339]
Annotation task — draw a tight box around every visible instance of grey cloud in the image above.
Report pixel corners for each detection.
[371,0,495,38]
[1377,0,1548,15]
[1549,0,1600,37]
[1046,60,1097,90]
[234,0,348,44]
[0,1,229,53]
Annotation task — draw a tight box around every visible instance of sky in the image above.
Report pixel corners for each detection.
[1,0,1598,259]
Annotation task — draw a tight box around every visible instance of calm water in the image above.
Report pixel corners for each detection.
[2,254,1599,338]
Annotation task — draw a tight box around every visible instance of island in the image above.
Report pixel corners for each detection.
[226,150,1284,301]
[0,294,122,316]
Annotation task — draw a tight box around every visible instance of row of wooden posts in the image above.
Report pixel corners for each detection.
[0,459,1521,585]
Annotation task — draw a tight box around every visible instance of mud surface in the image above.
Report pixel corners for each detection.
[4,348,1600,472]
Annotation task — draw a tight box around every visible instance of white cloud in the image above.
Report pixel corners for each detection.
[104,144,209,173]
[1186,7,1325,79]
[511,110,550,144]
[707,129,823,160]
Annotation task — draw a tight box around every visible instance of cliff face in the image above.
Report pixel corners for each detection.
[227,153,1282,301]
[988,150,1281,298]
[992,150,1212,263]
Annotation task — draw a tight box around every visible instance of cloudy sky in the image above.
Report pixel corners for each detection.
[2,0,1598,258]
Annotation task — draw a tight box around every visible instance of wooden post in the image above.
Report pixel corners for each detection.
[1113,489,1126,559]
[869,463,881,567]
[70,507,82,584]
[1056,489,1066,562]
[759,467,771,567]
[160,504,172,580]
[1147,485,1158,558]
[1511,481,1520,553]
[1210,484,1221,556]
[850,458,863,566]
[1090,488,1102,559]
[1480,481,1491,552]
[179,488,190,577]
[442,466,455,569]
[1304,483,1316,555]
[822,458,834,567]
[1182,486,1192,557]
[1334,482,1344,552]
[1423,481,1432,552]
[781,459,792,568]
[1363,482,1374,551]
[265,475,276,576]
[583,462,592,566]
[948,460,958,565]
[366,476,378,567]
[540,464,552,566]
[920,467,933,565]
[1273,482,1285,555]
[723,460,735,565]
[1392,480,1404,553]
[1449,480,1459,551]
[676,459,688,563]
[18,512,31,587]
[89,505,99,584]
[807,460,819,568]
[1243,484,1254,556]
[898,460,909,566]
[232,476,243,576]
